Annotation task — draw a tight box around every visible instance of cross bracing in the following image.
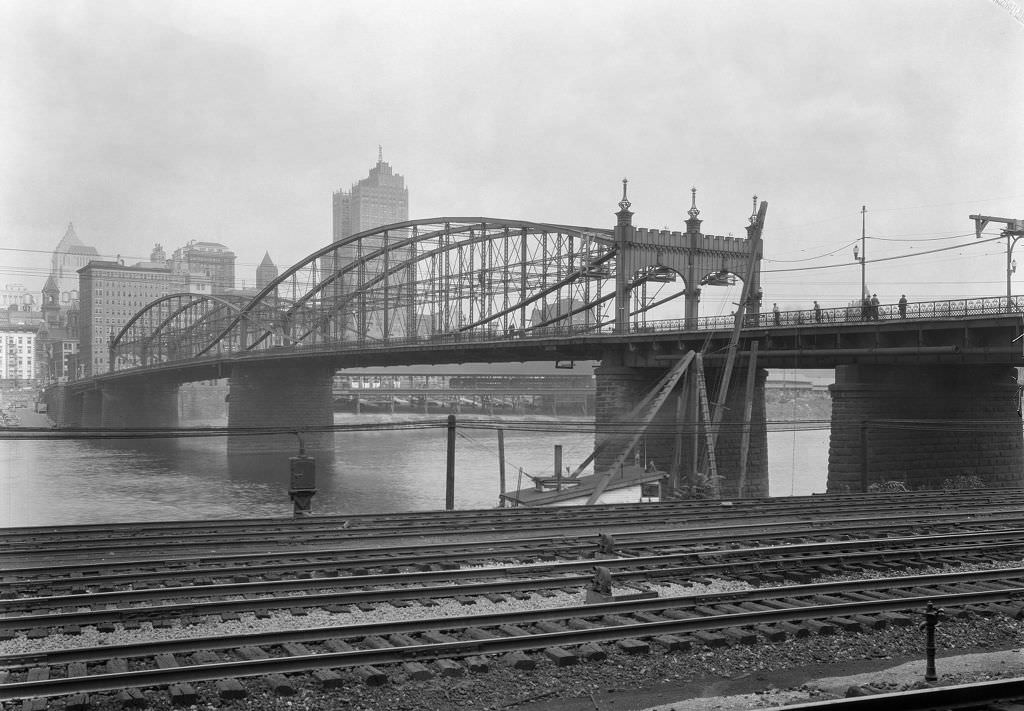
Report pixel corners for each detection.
[110,218,624,371]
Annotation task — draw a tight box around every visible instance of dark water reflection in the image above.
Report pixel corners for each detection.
[0,416,827,527]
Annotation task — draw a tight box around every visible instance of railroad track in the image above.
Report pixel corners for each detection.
[4,567,1024,704]
[6,491,1024,708]
[4,490,1024,561]
[4,530,1024,631]
[6,505,1024,594]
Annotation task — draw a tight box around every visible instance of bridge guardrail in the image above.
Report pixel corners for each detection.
[104,295,1024,376]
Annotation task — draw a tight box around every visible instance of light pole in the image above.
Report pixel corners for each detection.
[853,205,866,318]
[970,214,1024,311]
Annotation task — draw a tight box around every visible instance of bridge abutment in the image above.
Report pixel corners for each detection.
[828,364,1024,492]
[100,381,181,429]
[594,359,769,498]
[227,362,336,463]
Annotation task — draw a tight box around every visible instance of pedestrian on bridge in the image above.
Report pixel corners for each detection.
[813,301,822,323]
[773,303,780,326]
[899,294,908,318]
[871,293,880,320]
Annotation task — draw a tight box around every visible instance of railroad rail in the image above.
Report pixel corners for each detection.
[5,490,1024,708]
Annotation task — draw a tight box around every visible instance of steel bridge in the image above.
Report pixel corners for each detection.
[99,208,1024,386]
[44,198,1024,497]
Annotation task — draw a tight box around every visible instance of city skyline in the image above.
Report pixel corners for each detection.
[2,1,1023,314]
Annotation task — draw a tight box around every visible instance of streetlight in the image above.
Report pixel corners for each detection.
[970,214,1024,311]
[853,205,866,318]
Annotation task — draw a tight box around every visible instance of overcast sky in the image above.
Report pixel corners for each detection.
[2,0,1022,312]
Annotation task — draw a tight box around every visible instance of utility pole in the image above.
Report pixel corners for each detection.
[970,214,1024,311]
[853,206,867,312]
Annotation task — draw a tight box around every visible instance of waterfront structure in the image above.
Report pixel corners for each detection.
[0,326,36,384]
[50,223,99,302]
[170,241,236,294]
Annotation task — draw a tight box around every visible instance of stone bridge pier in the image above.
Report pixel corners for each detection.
[227,362,336,467]
[100,380,181,429]
[594,356,769,498]
[828,364,1024,491]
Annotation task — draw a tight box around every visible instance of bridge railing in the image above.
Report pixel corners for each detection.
[104,295,1024,376]
[641,295,1020,333]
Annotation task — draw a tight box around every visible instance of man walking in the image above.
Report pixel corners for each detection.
[899,294,908,318]
[813,300,822,323]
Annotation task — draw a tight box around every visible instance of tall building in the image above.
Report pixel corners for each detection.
[329,149,412,340]
[171,241,236,294]
[332,147,409,242]
[77,261,179,376]
[50,223,99,302]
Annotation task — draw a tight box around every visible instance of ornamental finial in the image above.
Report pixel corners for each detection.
[750,194,758,224]
[618,178,631,211]
[378,145,383,163]
[688,186,700,219]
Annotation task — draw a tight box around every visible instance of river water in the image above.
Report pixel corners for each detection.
[0,414,829,528]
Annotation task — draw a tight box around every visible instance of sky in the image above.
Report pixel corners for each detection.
[1,0,1023,314]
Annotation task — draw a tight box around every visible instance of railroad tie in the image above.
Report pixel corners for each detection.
[533,621,567,635]
[803,619,837,635]
[266,673,296,696]
[354,665,389,685]
[64,694,90,711]
[755,624,787,642]
[66,661,87,679]
[106,658,129,674]
[466,655,490,673]
[155,653,180,669]
[312,668,345,688]
[238,645,270,661]
[216,678,247,700]
[652,635,691,652]
[190,650,219,664]
[169,684,198,706]
[544,646,578,666]
[434,658,465,677]
[502,651,536,670]
[388,633,418,647]
[403,661,434,680]
[420,630,457,645]
[617,638,651,655]
[115,687,146,708]
[720,628,758,645]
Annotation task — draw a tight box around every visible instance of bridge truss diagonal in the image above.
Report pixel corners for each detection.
[110,218,621,372]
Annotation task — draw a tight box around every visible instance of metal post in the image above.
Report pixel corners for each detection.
[554,444,563,492]
[922,601,942,682]
[860,205,867,307]
[445,414,456,510]
[497,427,506,507]
[860,421,869,492]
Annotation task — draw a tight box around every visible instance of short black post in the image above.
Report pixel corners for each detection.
[921,600,942,682]
[445,414,456,510]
